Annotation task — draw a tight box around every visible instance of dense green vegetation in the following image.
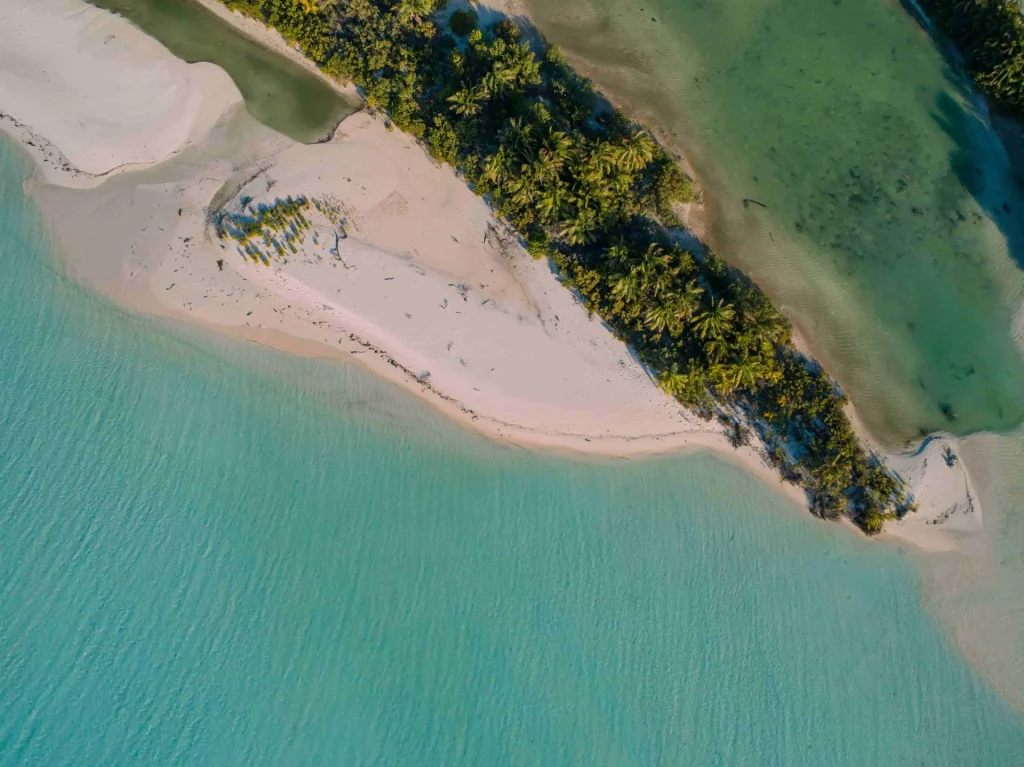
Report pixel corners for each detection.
[917,0,1024,117]
[220,0,914,532]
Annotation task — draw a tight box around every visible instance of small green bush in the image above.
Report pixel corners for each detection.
[427,116,460,165]
[525,229,552,259]
[649,159,694,227]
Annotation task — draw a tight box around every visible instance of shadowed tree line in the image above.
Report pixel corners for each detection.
[221,0,914,532]
[915,0,1024,118]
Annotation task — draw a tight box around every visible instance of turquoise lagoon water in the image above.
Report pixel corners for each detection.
[2,139,1024,762]
[528,0,1024,445]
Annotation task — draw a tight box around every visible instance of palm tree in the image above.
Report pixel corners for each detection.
[559,207,598,245]
[507,174,536,207]
[657,364,690,398]
[536,182,568,223]
[502,117,534,162]
[816,454,851,491]
[481,147,512,187]
[643,302,677,334]
[394,0,434,23]
[705,336,729,362]
[726,356,764,390]
[675,281,704,320]
[531,154,559,185]
[610,270,643,304]
[540,129,573,168]
[615,131,656,172]
[692,298,735,340]
[482,66,516,98]
[592,141,619,176]
[604,243,635,268]
[747,310,791,347]
[448,88,482,116]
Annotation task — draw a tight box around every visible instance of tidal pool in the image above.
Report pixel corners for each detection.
[89,0,358,142]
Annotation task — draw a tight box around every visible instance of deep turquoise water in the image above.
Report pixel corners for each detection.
[3,140,1024,762]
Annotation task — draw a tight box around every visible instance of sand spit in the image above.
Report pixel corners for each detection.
[882,435,984,552]
[0,0,240,186]
[0,0,983,549]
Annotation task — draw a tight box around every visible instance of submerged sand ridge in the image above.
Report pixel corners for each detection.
[0,0,985,552]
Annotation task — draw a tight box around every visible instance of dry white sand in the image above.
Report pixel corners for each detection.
[0,0,981,549]
[35,107,789,479]
[0,0,239,186]
[882,435,983,552]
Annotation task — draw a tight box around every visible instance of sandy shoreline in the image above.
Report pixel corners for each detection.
[0,0,985,550]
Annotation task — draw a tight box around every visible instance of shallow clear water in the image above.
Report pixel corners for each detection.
[528,0,1024,444]
[87,0,357,142]
[526,0,1024,706]
[2,137,1024,761]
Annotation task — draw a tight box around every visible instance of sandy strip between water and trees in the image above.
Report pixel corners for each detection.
[0,0,983,551]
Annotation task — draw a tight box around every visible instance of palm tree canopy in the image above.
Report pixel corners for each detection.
[447,88,482,116]
[693,298,736,340]
[657,366,689,397]
[644,303,677,334]
[615,132,656,172]
[559,207,598,245]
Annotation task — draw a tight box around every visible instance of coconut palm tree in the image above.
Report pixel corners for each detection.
[604,243,635,268]
[394,0,434,24]
[448,88,482,116]
[615,131,656,172]
[502,117,534,162]
[726,355,764,390]
[610,270,643,304]
[675,280,704,320]
[540,129,573,168]
[705,335,729,362]
[692,298,735,340]
[570,153,606,187]
[506,174,536,208]
[640,244,669,268]
[559,206,598,245]
[481,147,512,187]
[531,154,560,185]
[747,309,791,347]
[657,364,690,398]
[592,141,620,176]
[536,182,569,223]
[643,302,677,334]
[816,454,852,492]
[482,65,517,99]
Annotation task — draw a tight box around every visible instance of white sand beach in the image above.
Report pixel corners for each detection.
[0,0,983,549]
[0,0,239,185]
[882,435,984,552]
